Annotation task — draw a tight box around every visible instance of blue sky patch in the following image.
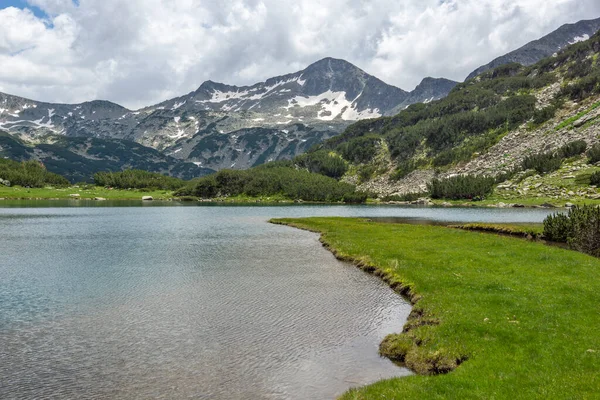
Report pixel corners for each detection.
[1,0,78,19]
[1,0,49,19]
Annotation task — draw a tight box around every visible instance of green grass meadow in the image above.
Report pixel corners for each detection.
[271,217,600,399]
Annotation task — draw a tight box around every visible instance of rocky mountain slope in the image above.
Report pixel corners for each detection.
[466,17,600,80]
[306,31,600,203]
[0,58,457,173]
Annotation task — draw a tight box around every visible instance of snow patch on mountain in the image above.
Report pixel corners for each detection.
[570,34,590,44]
[170,116,186,139]
[283,90,381,121]
[172,100,186,110]
[0,116,55,130]
[199,76,307,105]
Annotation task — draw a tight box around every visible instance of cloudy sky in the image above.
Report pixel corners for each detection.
[1,0,599,109]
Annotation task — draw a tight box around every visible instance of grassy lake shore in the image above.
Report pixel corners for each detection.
[0,186,333,203]
[0,186,173,200]
[448,223,545,239]
[3,184,600,209]
[0,186,299,203]
[270,217,600,399]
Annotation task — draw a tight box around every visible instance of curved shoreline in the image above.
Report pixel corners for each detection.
[270,218,463,376]
[270,217,600,399]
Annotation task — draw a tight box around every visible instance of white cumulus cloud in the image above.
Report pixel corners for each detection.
[0,0,598,109]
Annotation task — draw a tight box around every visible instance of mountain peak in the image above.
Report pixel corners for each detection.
[197,80,227,90]
[415,77,458,89]
[81,99,129,111]
[301,57,366,78]
[183,57,411,119]
[304,57,356,69]
[419,76,450,84]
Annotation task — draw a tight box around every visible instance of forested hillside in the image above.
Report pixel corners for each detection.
[298,30,600,202]
[175,162,366,203]
[0,159,69,188]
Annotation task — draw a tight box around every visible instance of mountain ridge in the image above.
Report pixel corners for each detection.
[0,57,458,173]
[466,16,600,80]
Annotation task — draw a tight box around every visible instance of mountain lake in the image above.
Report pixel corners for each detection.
[0,203,555,399]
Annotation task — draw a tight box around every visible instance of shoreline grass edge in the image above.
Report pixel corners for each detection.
[269,217,600,399]
[270,217,464,375]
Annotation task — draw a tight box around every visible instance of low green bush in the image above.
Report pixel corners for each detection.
[357,165,376,184]
[544,205,600,256]
[189,175,218,198]
[213,169,247,195]
[294,150,348,179]
[342,192,368,204]
[560,69,600,101]
[543,213,572,243]
[0,159,69,187]
[587,143,600,164]
[432,150,455,167]
[559,140,587,158]
[494,167,520,184]
[565,58,593,80]
[94,169,187,190]
[337,135,381,164]
[428,175,495,200]
[522,152,562,174]
[532,105,557,125]
[175,166,365,203]
[590,171,600,186]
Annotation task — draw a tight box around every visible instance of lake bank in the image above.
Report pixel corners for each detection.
[3,185,600,208]
[271,217,600,399]
[0,185,172,200]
